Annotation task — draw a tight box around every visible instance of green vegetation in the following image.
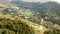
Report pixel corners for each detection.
[0,14,35,34]
[0,1,60,34]
[44,28,60,34]
[11,1,60,25]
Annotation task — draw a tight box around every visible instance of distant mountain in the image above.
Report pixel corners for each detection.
[0,2,43,24]
[0,0,60,24]
[11,1,60,25]
[0,0,60,25]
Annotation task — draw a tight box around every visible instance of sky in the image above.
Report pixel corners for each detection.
[21,0,50,2]
[51,0,60,3]
[1,0,60,3]
[21,0,60,3]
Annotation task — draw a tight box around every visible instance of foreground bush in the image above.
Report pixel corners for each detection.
[0,18,35,34]
[44,28,60,34]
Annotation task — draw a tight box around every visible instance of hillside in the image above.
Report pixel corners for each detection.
[0,1,60,34]
[0,13,47,34]
[0,2,42,24]
[0,2,47,34]
[0,0,60,25]
[11,1,60,25]
[0,14,35,34]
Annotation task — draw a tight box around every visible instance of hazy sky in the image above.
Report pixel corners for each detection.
[4,0,60,3]
[21,0,60,3]
[51,0,60,3]
[21,0,50,2]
